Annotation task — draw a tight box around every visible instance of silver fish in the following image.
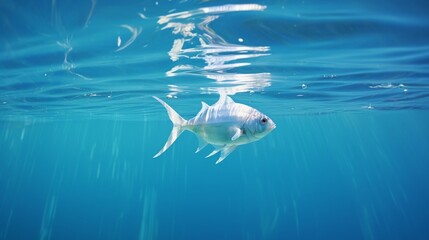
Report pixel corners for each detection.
[153,94,276,164]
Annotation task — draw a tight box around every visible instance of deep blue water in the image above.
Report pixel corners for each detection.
[1,0,429,239]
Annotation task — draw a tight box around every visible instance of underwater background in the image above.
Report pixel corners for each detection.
[1,0,429,239]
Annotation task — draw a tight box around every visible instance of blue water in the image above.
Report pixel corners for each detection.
[1,0,429,239]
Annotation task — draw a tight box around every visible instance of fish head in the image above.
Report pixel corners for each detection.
[245,110,276,140]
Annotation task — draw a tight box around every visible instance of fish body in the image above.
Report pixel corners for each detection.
[153,95,276,164]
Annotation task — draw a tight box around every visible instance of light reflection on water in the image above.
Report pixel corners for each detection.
[158,4,271,95]
[0,0,428,119]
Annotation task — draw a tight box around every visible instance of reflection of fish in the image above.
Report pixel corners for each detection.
[153,95,276,164]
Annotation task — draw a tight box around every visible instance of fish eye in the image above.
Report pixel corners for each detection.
[261,117,268,124]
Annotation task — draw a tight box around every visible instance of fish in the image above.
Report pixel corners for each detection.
[153,94,276,164]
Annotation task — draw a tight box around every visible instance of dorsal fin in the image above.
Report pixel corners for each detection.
[201,101,209,111]
[216,93,235,106]
[225,96,235,104]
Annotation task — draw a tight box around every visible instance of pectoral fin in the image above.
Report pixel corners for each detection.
[231,127,242,141]
[215,145,237,164]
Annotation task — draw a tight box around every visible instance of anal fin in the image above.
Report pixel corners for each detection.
[195,137,208,153]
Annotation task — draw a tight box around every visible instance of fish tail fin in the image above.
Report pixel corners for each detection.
[153,96,187,158]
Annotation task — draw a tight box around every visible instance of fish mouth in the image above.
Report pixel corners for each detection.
[270,123,276,130]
